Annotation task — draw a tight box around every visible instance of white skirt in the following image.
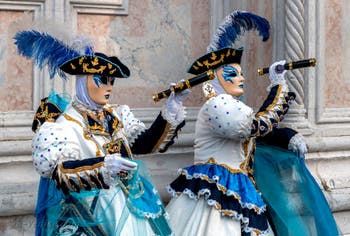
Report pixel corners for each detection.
[166,194,275,236]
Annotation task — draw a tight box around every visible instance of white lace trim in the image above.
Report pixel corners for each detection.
[167,186,270,235]
[288,133,306,153]
[126,124,146,146]
[100,162,115,187]
[167,170,266,215]
[266,79,288,91]
[115,104,146,146]
[161,105,186,127]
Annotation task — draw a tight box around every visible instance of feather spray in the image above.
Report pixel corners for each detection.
[14,30,94,79]
[207,10,270,52]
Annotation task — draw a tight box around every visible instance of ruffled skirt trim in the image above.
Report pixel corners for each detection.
[167,162,269,234]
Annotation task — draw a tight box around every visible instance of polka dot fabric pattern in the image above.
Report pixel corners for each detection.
[204,94,253,140]
[32,122,80,178]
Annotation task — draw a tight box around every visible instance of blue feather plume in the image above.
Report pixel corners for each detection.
[207,11,270,52]
[14,30,92,79]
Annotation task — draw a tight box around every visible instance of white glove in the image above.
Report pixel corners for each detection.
[288,133,308,158]
[105,153,137,176]
[165,81,191,116]
[269,60,287,86]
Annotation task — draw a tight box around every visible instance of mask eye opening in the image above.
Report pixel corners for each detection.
[93,74,115,86]
[222,65,238,82]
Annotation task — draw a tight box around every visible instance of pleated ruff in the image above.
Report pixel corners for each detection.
[167,163,269,234]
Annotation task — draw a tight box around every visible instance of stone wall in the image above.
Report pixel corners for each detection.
[0,1,210,234]
[0,0,350,235]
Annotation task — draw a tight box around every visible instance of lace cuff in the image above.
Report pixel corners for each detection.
[161,105,186,127]
[266,79,288,92]
[126,124,146,146]
[288,133,307,154]
[102,155,117,185]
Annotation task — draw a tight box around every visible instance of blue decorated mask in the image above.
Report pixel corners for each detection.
[93,74,115,87]
[222,65,240,83]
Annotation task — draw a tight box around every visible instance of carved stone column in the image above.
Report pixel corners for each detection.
[281,0,313,134]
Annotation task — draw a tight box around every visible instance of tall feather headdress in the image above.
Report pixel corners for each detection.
[14,30,130,79]
[14,30,94,79]
[188,10,270,75]
[207,10,270,52]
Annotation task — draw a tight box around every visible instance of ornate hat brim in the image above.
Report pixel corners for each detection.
[187,47,243,75]
[59,53,130,78]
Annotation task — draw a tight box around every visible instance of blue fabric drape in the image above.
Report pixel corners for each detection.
[35,178,63,236]
[254,143,340,236]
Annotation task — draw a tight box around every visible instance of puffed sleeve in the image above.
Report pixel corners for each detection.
[32,122,80,178]
[203,94,254,140]
[203,83,291,141]
[32,122,111,194]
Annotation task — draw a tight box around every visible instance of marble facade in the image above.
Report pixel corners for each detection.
[0,0,349,234]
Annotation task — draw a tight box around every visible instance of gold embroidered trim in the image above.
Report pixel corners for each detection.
[179,168,266,215]
[266,85,285,112]
[103,138,122,155]
[91,57,99,66]
[213,203,264,223]
[75,172,84,188]
[194,49,237,71]
[63,114,102,157]
[82,63,106,74]
[203,54,225,68]
[111,115,122,135]
[126,181,145,199]
[59,161,104,174]
[64,113,83,126]
[195,157,247,175]
[89,123,106,133]
[70,63,76,70]
[117,179,129,195]
[104,105,114,114]
[86,172,96,189]
[151,122,171,153]
[79,56,86,65]
[256,85,284,118]
[34,101,61,124]
[210,52,217,60]
[93,169,103,186]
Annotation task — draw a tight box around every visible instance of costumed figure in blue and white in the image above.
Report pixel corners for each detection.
[166,11,340,236]
[14,30,189,236]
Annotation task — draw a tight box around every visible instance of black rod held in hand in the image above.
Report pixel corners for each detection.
[258,58,317,76]
[152,70,215,102]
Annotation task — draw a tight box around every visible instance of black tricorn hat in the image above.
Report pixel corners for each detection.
[59,52,130,78]
[187,47,243,75]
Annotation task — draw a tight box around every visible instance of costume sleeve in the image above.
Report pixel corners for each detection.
[250,84,291,137]
[32,122,112,194]
[117,105,185,154]
[202,84,292,141]
[256,127,297,149]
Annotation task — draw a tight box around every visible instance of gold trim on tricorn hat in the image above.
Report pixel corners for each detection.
[59,52,130,78]
[187,47,243,75]
[187,11,270,76]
